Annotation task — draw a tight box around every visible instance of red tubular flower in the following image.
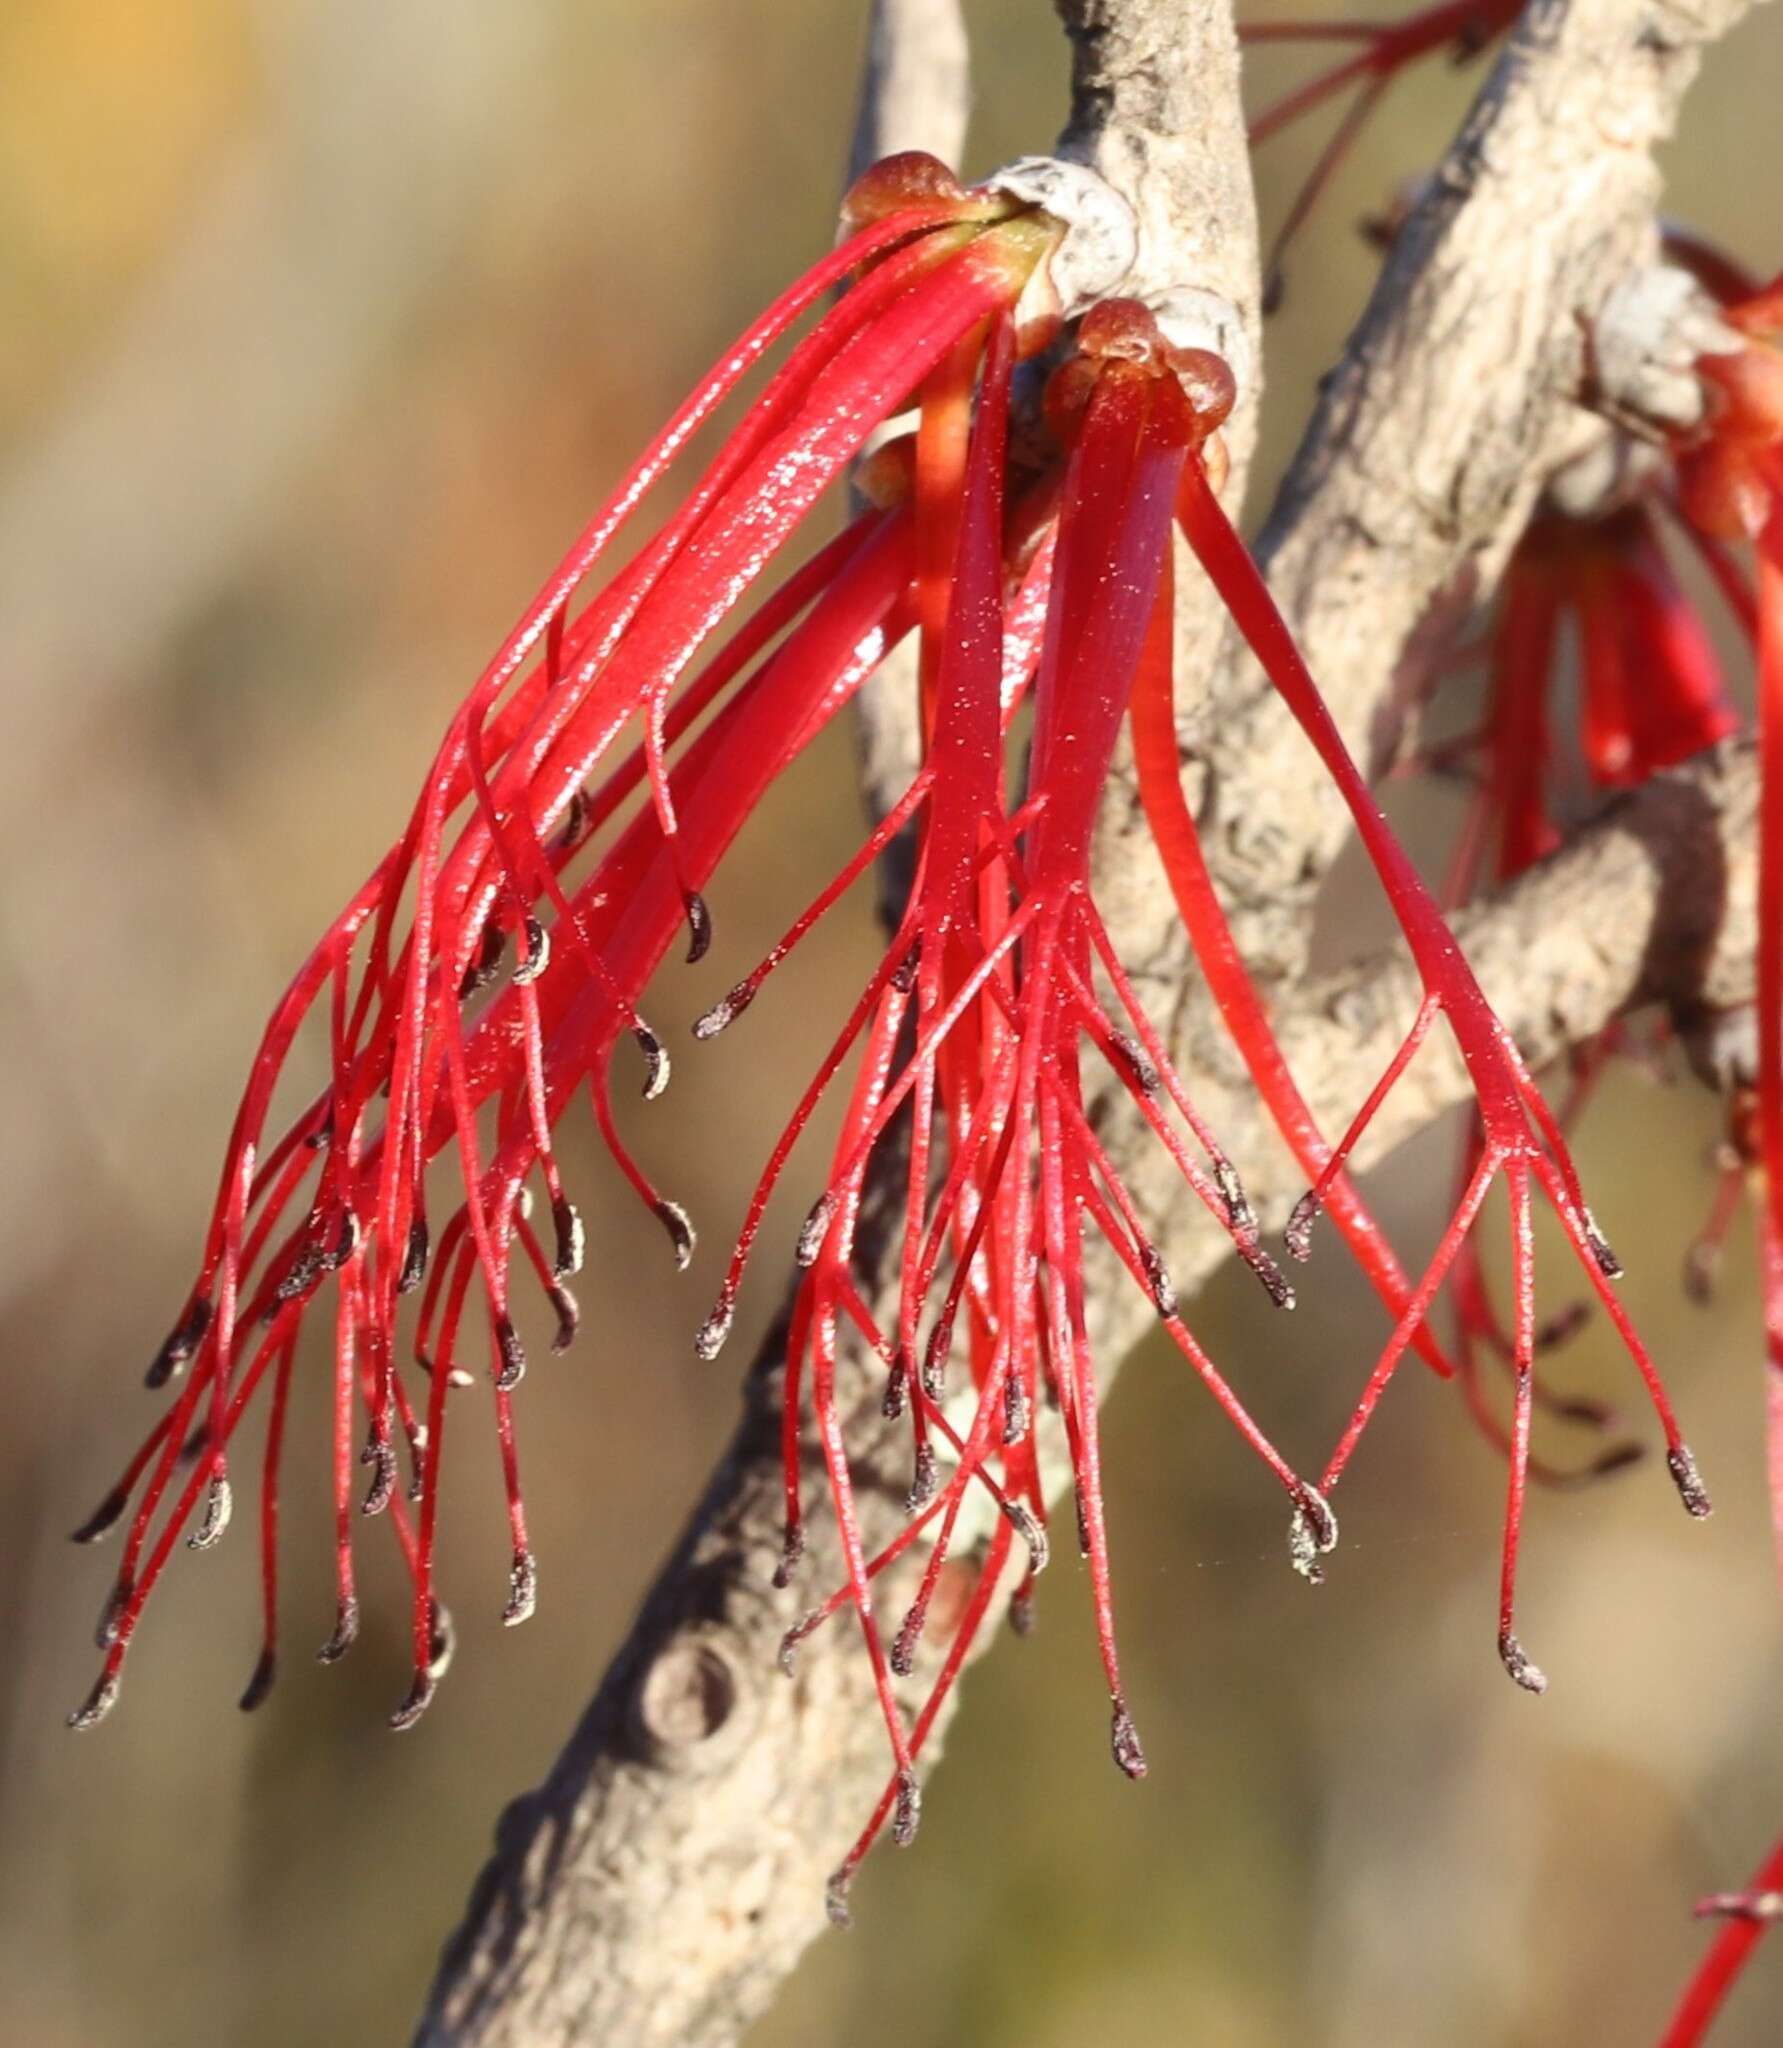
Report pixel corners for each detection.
[1671,275,1783,1575]
[1173,426,1711,1695]
[67,153,1073,1731]
[1643,265,1783,2046]
[708,304,1333,1918]
[1429,504,1736,1483]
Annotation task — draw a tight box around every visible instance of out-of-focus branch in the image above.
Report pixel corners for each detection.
[849,0,974,847]
[846,0,971,182]
[416,3,1763,2044]
[1198,0,1766,974]
[1277,741,1759,1190]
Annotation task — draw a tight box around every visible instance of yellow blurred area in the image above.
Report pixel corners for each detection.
[0,0,255,427]
[3,5,1783,2045]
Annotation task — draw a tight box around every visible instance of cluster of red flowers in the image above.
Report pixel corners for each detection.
[67,135,1736,1935]
[1438,269,1783,2048]
[1249,14,1783,2023]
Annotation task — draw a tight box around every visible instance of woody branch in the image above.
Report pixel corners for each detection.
[415,1,1763,2044]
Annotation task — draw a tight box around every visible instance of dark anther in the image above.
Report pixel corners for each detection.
[359,1437,397,1518]
[512,915,551,986]
[905,1444,938,1514]
[682,889,713,965]
[1215,1157,1259,1238]
[1668,1444,1714,1518]
[653,1199,695,1271]
[1683,1239,1721,1305]
[1003,1371,1030,1445]
[1287,1486,1339,1584]
[417,1350,474,1390]
[891,1603,927,1677]
[388,1669,436,1732]
[188,1472,234,1551]
[1110,1700,1148,1779]
[549,1284,580,1354]
[1244,1239,1296,1310]
[503,1549,538,1627]
[398,1216,431,1295]
[920,1318,951,1400]
[238,1648,277,1713]
[795,1194,836,1269]
[694,1290,736,1362]
[882,1355,908,1420]
[1587,1442,1646,1480]
[1003,1500,1050,1578]
[693,983,753,1041]
[634,1020,671,1100]
[145,1296,212,1389]
[495,1316,527,1391]
[1535,1301,1591,1352]
[1140,1243,1178,1319]
[772,1521,806,1591]
[275,1241,324,1305]
[427,1601,457,1680]
[553,786,590,853]
[1583,1210,1624,1280]
[893,1768,923,1848]
[1283,1189,1322,1263]
[778,1607,823,1678]
[824,1868,855,1930]
[1498,1629,1549,1694]
[890,935,922,996]
[550,1195,584,1281]
[458,922,506,999]
[70,1482,130,1546]
[1108,1027,1159,1097]
[67,1671,121,1732]
[317,1596,361,1664]
[1009,1585,1036,1638]
[94,1575,132,1650]
[320,1206,360,1274]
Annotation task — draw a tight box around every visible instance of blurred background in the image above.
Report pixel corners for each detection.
[5,3,1783,2042]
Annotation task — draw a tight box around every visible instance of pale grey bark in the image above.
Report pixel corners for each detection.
[416,2,1765,2043]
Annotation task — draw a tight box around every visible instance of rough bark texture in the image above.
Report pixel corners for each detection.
[416,2,1765,2043]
